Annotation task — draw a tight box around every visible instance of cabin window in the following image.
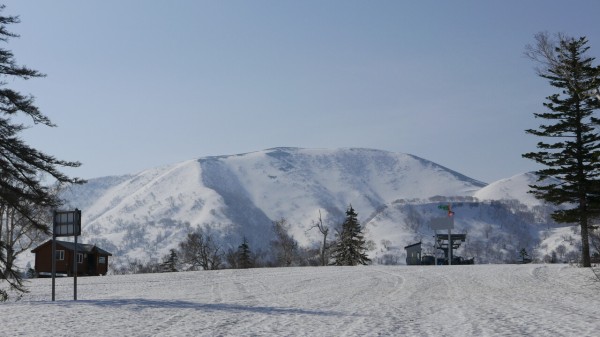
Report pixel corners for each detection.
[77,253,84,264]
[56,250,65,260]
[99,256,106,264]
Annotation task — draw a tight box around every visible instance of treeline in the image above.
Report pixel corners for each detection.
[110,205,371,275]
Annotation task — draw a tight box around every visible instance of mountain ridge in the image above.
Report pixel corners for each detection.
[50,147,568,268]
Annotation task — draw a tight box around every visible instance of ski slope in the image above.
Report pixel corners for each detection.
[2,264,599,336]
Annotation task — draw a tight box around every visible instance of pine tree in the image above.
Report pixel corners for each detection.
[0,5,83,224]
[25,262,35,279]
[519,248,530,263]
[0,5,83,297]
[237,237,253,269]
[523,33,600,267]
[331,205,371,266]
[161,249,179,272]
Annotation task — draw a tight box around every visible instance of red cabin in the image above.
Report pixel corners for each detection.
[31,240,112,277]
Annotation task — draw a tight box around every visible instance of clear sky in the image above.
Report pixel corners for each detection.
[3,1,599,183]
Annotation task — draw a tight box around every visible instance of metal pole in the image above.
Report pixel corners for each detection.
[448,229,452,266]
[74,235,78,301]
[434,231,438,266]
[51,234,56,301]
[52,209,57,301]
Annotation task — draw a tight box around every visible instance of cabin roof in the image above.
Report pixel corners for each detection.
[31,239,112,256]
[404,241,422,250]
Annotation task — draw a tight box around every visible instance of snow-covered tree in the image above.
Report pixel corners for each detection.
[331,205,371,266]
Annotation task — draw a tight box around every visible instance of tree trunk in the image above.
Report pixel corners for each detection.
[580,211,592,267]
[320,231,328,266]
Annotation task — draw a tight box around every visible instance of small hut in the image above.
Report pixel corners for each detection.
[31,240,112,277]
[404,241,422,265]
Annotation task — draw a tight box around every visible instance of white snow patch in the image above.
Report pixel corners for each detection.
[2,265,599,336]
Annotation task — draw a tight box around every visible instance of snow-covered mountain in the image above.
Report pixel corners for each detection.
[51,147,570,267]
[473,172,558,207]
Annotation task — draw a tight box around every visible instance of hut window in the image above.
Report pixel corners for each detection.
[77,253,84,264]
[56,250,65,260]
[99,256,106,264]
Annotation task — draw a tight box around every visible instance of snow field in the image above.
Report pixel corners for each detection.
[2,264,599,336]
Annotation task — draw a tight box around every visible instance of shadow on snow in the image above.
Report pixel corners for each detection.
[47,298,346,317]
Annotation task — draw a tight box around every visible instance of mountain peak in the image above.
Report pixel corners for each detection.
[58,147,503,266]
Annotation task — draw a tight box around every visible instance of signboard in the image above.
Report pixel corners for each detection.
[53,209,81,237]
[52,208,82,301]
[430,216,454,230]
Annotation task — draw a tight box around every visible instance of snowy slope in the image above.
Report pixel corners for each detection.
[198,148,484,242]
[3,265,599,336]
[55,147,488,266]
[43,147,580,269]
[473,172,558,207]
[367,198,555,264]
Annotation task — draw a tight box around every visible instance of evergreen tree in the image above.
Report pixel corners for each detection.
[0,5,83,297]
[523,33,600,267]
[237,237,253,269]
[519,248,530,263]
[160,249,179,272]
[25,262,35,279]
[331,205,371,266]
[0,5,83,225]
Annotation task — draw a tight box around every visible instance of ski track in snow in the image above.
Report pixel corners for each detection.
[2,264,599,336]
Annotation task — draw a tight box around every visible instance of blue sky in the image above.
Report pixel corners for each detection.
[3,1,600,183]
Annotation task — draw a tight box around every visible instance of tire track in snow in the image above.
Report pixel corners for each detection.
[8,265,600,336]
[334,267,409,337]
[445,265,598,336]
[400,266,472,336]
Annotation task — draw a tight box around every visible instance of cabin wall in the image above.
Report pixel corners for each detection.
[96,255,109,276]
[33,242,110,276]
[405,246,422,265]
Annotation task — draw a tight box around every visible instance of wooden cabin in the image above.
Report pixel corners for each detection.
[31,240,112,277]
[404,241,422,265]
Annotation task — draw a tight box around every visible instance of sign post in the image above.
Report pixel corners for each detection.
[52,209,82,301]
[431,204,455,266]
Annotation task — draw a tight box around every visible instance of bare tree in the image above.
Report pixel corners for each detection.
[271,218,298,267]
[483,224,493,239]
[555,244,567,262]
[308,210,329,266]
[525,32,600,103]
[1,183,55,299]
[178,226,223,270]
[1,202,48,275]
[590,227,600,257]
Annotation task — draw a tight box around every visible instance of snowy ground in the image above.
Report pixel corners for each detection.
[2,264,599,336]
